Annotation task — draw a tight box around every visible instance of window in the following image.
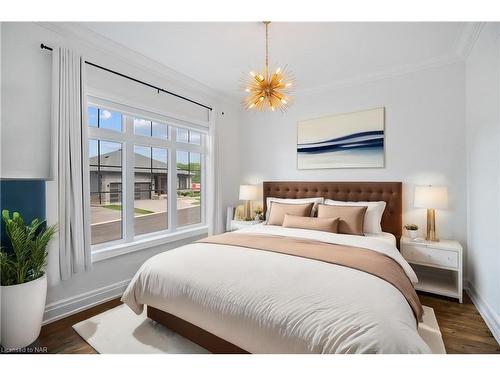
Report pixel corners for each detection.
[175,128,202,145]
[87,103,206,251]
[176,151,201,227]
[88,106,122,132]
[133,117,168,140]
[89,139,123,245]
[134,146,168,236]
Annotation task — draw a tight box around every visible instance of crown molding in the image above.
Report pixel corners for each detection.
[36,22,233,108]
[454,22,485,60]
[292,52,463,98]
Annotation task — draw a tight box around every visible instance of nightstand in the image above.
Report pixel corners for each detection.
[229,220,263,232]
[401,236,463,303]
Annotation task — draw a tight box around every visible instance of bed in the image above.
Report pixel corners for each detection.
[121,181,430,353]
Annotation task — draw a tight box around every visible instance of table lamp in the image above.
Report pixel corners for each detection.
[414,185,448,242]
[239,185,258,221]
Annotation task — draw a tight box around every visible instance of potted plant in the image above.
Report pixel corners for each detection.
[253,206,264,221]
[404,224,419,240]
[0,210,56,351]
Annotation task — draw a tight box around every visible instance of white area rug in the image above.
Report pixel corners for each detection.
[73,304,445,354]
[419,305,447,354]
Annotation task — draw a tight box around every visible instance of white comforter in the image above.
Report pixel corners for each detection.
[122,225,430,353]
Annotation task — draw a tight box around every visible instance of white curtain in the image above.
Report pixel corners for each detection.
[52,47,91,280]
[207,111,224,235]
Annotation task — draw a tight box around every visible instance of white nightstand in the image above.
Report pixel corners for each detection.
[229,220,264,232]
[401,236,463,303]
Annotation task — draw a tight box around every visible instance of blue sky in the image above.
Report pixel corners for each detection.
[88,106,122,132]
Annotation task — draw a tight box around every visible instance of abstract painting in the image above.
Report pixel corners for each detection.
[297,107,385,169]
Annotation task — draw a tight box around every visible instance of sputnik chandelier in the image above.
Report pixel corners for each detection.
[241,21,294,112]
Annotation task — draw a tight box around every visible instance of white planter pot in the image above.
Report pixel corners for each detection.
[407,230,418,240]
[1,274,47,350]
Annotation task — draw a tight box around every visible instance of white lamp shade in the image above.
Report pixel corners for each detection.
[414,185,448,209]
[239,185,258,201]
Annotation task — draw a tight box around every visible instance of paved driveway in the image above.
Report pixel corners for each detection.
[91,198,199,224]
[90,197,201,245]
[91,206,201,245]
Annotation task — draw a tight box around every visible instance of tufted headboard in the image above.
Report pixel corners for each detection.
[262,181,403,248]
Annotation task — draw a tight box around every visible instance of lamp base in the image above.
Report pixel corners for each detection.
[426,208,439,242]
[244,200,252,221]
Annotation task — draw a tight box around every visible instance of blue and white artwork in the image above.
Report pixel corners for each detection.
[297,107,385,169]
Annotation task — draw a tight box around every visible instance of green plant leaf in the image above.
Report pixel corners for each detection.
[0,210,57,286]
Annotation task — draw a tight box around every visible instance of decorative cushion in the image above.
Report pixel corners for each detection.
[265,197,324,219]
[282,214,339,233]
[324,199,386,234]
[317,204,368,236]
[267,202,314,226]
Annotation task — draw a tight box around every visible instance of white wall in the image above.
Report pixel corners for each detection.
[0,22,241,322]
[239,62,467,246]
[1,23,54,179]
[465,23,500,342]
[215,107,241,211]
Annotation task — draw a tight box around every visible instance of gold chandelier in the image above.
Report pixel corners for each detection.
[242,21,294,112]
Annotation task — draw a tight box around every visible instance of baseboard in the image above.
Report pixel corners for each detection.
[43,279,131,325]
[466,281,500,345]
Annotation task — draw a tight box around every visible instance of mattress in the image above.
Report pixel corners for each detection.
[122,225,429,353]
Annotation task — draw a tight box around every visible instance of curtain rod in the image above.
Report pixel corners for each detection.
[40,43,213,111]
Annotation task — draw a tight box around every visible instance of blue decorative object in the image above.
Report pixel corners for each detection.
[0,180,46,249]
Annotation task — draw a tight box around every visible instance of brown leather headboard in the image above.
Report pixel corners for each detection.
[263,181,402,248]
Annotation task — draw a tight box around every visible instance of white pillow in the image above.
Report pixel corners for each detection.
[323,199,386,234]
[266,197,324,219]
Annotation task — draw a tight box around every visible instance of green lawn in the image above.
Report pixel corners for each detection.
[103,205,153,215]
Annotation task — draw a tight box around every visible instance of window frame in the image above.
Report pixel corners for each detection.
[87,96,208,261]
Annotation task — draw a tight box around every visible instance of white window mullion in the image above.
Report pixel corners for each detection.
[88,127,128,142]
[124,116,135,242]
[168,126,178,232]
[201,133,207,226]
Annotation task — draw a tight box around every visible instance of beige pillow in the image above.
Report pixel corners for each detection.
[265,197,324,219]
[317,204,368,236]
[267,202,314,226]
[324,199,386,234]
[282,214,339,233]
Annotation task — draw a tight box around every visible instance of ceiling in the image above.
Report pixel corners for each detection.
[80,22,468,97]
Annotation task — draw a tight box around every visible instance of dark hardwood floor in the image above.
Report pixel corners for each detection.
[5,291,500,354]
[419,293,499,354]
[28,299,123,354]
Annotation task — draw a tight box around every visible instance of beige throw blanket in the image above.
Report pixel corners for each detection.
[199,232,423,322]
